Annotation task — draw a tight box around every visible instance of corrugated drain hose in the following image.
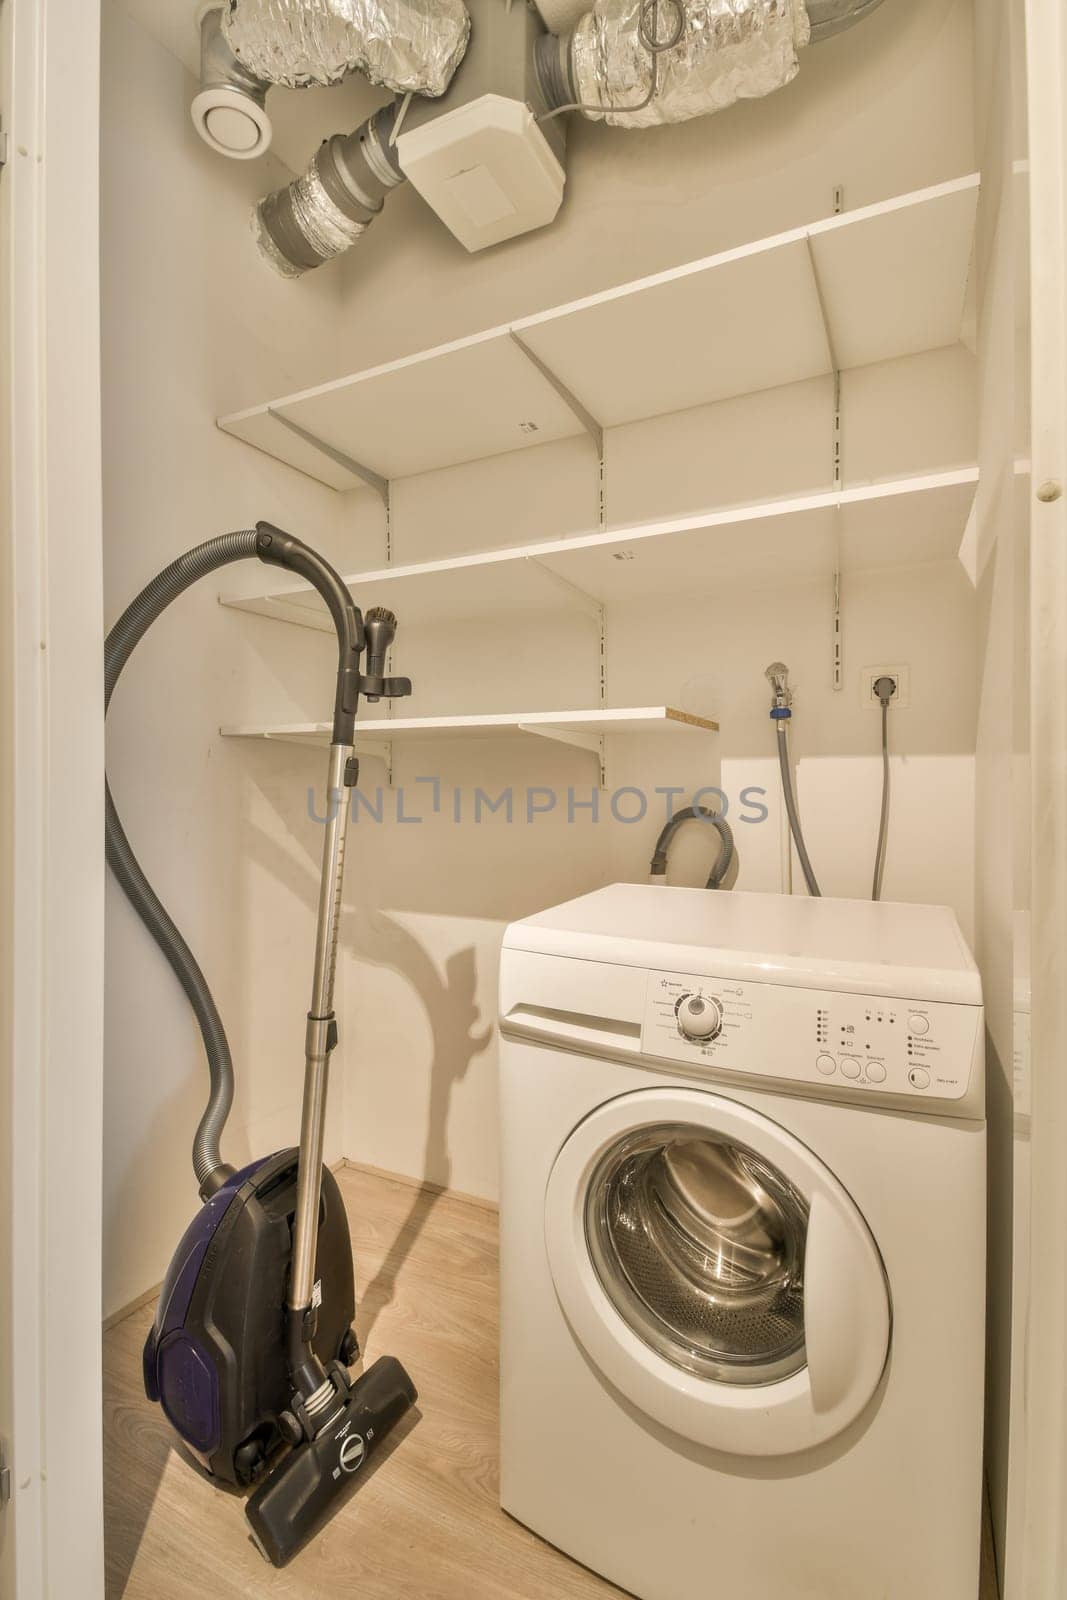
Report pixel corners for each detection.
[650,805,735,889]
[105,531,261,1198]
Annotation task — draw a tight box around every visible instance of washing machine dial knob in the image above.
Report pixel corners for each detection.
[676,993,723,1042]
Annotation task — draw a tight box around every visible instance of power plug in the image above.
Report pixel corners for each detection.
[861,666,909,709]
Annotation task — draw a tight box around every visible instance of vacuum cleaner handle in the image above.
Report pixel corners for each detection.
[254,522,366,744]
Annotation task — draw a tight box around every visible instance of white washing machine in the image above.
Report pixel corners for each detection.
[498,884,985,1600]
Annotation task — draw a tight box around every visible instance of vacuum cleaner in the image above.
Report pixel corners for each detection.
[105,522,418,1566]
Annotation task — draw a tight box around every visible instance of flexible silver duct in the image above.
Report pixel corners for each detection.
[255,100,406,276]
[537,0,886,127]
[568,0,809,128]
[222,0,470,96]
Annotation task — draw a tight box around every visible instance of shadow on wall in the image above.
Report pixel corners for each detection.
[242,814,493,1336]
[354,916,493,1340]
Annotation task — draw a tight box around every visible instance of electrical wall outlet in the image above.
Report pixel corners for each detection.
[861,665,910,709]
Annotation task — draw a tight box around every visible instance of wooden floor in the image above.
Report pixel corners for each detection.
[104,1165,1000,1600]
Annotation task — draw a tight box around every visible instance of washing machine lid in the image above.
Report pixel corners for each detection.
[545,1085,892,1456]
[505,885,981,1005]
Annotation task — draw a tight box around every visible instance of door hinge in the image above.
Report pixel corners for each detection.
[0,1440,11,1508]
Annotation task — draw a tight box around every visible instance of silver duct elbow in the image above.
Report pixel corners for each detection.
[254,102,406,277]
[192,0,472,165]
[192,4,274,160]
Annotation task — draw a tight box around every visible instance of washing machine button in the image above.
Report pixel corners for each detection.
[908,1013,930,1035]
[909,1066,931,1089]
[815,1054,837,1076]
[840,1056,862,1080]
[866,1062,887,1084]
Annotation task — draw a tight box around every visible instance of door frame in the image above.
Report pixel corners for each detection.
[1,0,106,1594]
[1015,1,1067,1594]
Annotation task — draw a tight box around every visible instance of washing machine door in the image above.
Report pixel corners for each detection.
[544,1087,890,1456]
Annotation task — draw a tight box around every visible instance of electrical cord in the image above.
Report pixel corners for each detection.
[870,677,895,901]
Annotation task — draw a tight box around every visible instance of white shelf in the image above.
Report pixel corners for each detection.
[219,467,979,631]
[220,705,718,754]
[217,174,980,493]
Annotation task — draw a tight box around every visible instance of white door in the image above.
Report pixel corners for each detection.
[0,0,105,1594]
[544,1087,890,1457]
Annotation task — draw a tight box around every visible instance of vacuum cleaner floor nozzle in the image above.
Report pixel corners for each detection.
[245,1355,418,1567]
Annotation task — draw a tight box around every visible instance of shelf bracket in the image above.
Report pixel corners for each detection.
[267,407,391,511]
[518,722,606,789]
[256,595,336,634]
[353,736,394,787]
[525,559,607,723]
[524,557,604,621]
[509,331,606,530]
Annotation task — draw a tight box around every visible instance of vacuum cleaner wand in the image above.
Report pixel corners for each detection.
[255,526,419,1557]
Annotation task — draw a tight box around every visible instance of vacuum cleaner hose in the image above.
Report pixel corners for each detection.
[105,530,261,1196]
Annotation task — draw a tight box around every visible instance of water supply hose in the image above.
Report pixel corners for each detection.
[764,661,821,897]
[774,716,821,897]
[105,531,262,1196]
[650,804,735,888]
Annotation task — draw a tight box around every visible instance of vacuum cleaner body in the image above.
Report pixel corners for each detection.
[143,1150,357,1487]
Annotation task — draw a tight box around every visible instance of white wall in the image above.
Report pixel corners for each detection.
[100,1,367,1317]
[341,553,977,1198]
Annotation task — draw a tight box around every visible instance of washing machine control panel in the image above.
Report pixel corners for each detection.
[642,971,981,1101]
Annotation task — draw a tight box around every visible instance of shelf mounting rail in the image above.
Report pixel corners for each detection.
[804,183,846,694]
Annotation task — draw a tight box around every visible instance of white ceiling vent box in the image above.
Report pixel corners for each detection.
[396,94,566,252]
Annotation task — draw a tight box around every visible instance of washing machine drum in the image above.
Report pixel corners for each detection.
[545,1088,891,1457]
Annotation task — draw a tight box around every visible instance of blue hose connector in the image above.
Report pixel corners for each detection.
[770,706,792,720]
